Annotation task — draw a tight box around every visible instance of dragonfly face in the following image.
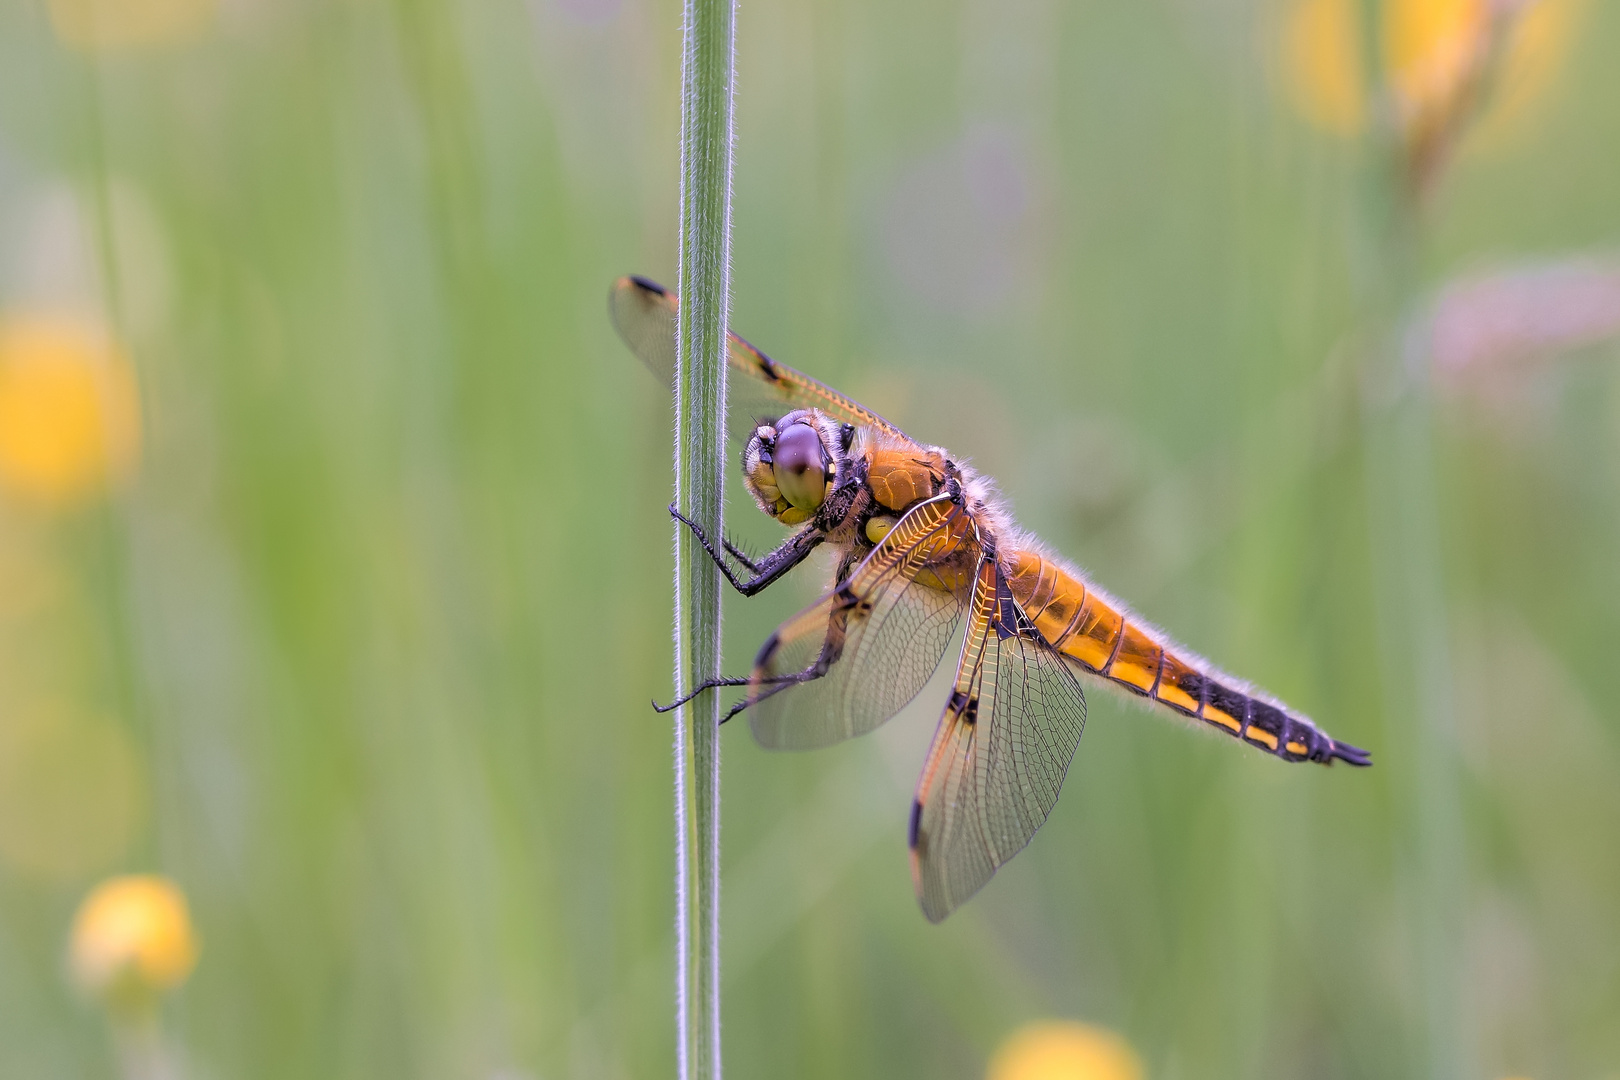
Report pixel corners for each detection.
[612,275,1372,923]
[741,409,847,525]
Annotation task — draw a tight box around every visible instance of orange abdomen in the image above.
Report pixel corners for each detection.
[1002,549,1367,766]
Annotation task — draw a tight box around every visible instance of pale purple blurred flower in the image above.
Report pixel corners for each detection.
[1427,258,1620,380]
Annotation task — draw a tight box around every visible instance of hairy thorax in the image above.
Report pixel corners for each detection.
[866,446,948,513]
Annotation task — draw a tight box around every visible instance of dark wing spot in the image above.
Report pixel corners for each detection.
[908,799,923,849]
[752,632,781,669]
[737,336,781,381]
[946,688,980,725]
[629,275,667,296]
[990,566,1022,641]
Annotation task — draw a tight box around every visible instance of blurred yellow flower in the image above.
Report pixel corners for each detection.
[0,316,140,507]
[69,875,198,1006]
[48,0,215,52]
[988,1020,1144,1080]
[1281,0,1577,140]
[1283,0,1366,134]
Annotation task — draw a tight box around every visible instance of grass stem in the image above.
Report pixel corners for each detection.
[1350,33,1484,1077]
[673,0,737,1074]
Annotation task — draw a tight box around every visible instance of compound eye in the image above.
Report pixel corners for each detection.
[773,422,827,514]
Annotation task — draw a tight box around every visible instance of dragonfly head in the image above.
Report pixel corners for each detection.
[743,409,838,525]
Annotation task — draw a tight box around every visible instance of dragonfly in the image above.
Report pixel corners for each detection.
[611,275,1371,922]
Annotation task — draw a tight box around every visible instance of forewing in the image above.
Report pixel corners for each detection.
[910,558,1088,922]
[748,497,974,750]
[610,276,908,440]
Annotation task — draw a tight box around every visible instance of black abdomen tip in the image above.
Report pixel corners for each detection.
[1327,740,1373,767]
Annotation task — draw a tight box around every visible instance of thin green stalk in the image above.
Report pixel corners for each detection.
[1348,17,1476,1073]
[673,0,736,1075]
[1355,179,1467,1080]
[1356,0,1539,1055]
[110,1010,177,1080]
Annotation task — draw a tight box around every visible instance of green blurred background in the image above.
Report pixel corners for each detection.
[1,0,1618,1076]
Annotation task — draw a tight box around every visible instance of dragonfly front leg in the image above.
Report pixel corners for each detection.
[723,537,763,574]
[669,503,824,597]
[654,507,829,716]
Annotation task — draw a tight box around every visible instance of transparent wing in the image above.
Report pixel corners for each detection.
[610,275,909,440]
[747,496,977,750]
[909,556,1089,922]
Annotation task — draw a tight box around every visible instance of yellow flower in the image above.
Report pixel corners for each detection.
[1282,0,1366,134]
[1281,0,1577,141]
[0,316,140,507]
[48,0,216,52]
[988,1020,1144,1080]
[1386,0,1490,128]
[69,875,198,1006]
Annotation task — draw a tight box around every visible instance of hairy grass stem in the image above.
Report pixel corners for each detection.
[672,0,737,1074]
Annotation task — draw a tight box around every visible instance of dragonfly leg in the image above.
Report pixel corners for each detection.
[716,656,839,725]
[669,503,823,597]
[653,671,812,714]
[723,537,762,574]
[716,618,852,725]
[652,676,752,713]
[654,627,847,721]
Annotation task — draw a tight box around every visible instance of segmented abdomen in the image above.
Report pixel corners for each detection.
[1003,549,1369,766]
